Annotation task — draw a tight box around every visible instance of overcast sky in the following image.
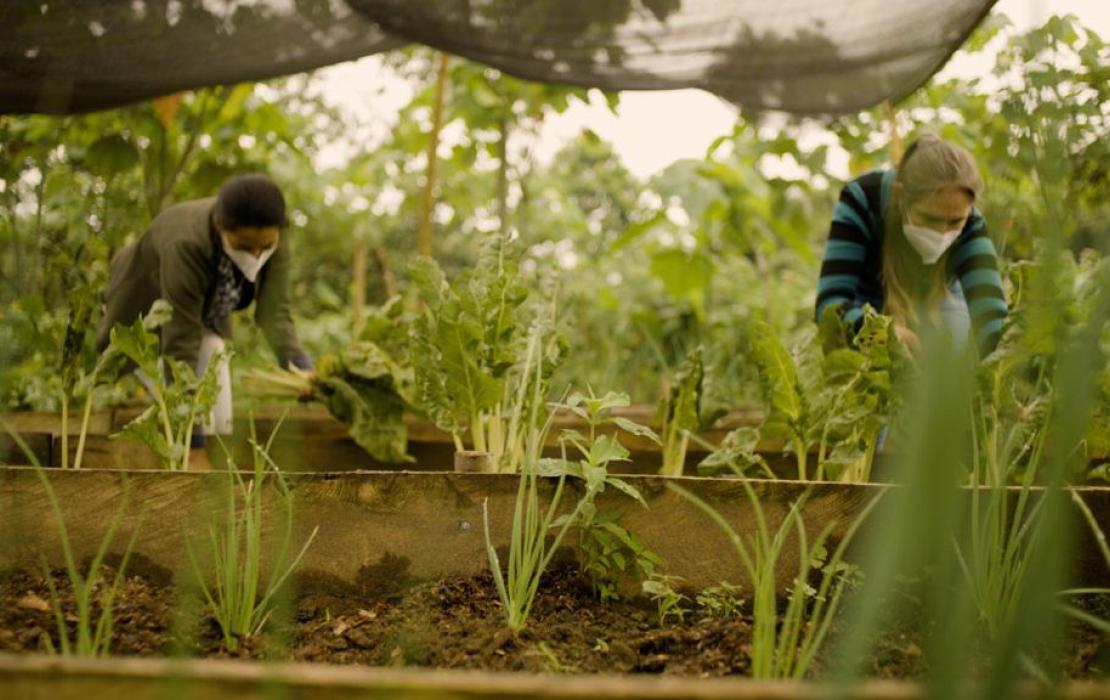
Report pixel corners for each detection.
[315,0,1110,180]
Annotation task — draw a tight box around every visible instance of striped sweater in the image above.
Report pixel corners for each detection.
[815,169,1008,356]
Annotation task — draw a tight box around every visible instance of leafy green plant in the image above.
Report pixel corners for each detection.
[411,232,561,472]
[696,582,745,620]
[554,390,663,599]
[811,307,908,482]
[183,414,319,652]
[704,310,906,482]
[745,319,812,479]
[577,508,662,601]
[670,480,879,679]
[1,417,141,657]
[642,574,689,626]
[694,427,776,479]
[244,297,416,463]
[482,339,655,630]
[58,285,132,470]
[109,300,223,470]
[656,346,719,476]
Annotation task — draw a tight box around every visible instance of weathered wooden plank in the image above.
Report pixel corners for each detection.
[4,468,1110,597]
[0,468,881,592]
[1,653,1108,700]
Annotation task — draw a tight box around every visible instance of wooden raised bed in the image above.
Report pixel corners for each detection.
[1,405,774,475]
[3,468,1110,592]
[0,469,871,591]
[4,653,1109,700]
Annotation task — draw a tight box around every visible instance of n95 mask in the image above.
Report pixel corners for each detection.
[903,220,960,265]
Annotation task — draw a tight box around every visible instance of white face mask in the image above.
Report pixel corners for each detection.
[903,219,961,265]
[221,237,276,283]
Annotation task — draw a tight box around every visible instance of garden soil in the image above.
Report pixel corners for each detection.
[1,560,1107,679]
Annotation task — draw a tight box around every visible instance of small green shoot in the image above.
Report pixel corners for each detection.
[642,573,689,626]
[670,479,880,679]
[183,412,318,651]
[2,416,142,657]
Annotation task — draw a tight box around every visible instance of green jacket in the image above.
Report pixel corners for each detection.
[96,197,309,370]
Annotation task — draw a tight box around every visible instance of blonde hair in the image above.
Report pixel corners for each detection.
[882,133,984,328]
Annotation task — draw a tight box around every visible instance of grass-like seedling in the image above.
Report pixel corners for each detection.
[1,417,140,656]
[670,479,879,679]
[184,413,318,651]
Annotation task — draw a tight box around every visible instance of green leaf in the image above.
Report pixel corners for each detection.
[612,417,661,444]
[589,434,629,466]
[113,406,174,465]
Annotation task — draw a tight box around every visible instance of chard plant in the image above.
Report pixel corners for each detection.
[411,232,561,472]
[656,346,722,476]
[56,286,129,470]
[243,297,416,463]
[670,480,880,679]
[703,310,906,482]
[1,417,141,657]
[184,413,319,652]
[109,299,223,470]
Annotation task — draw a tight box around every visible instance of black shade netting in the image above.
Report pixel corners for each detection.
[1,0,997,116]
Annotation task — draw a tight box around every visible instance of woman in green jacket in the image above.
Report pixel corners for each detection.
[97,173,313,468]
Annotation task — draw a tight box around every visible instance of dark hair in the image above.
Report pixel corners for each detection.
[213,173,287,230]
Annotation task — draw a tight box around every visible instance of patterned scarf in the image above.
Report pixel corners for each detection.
[203,252,242,332]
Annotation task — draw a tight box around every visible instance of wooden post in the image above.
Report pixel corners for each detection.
[351,236,367,330]
[417,53,450,259]
[372,246,397,299]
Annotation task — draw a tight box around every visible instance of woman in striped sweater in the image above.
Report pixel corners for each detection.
[815,134,1008,358]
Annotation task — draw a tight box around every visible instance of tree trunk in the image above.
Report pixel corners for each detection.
[496,111,509,236]
[351,237,367,330]
[372,246,397,299]
[417,53,451,259]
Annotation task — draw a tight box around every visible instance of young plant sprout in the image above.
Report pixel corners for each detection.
[669,480,880,679]
[183,413,318,652]
[2,417,141,657]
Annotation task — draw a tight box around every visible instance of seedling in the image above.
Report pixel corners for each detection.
[183,413,318,651]
[642,574,689,626]
[696,582,745,620]
[670,479,880,679]
[1,417,141,657]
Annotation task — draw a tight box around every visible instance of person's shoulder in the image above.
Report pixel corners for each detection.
[849,168,889,197]
[152,198,214,240]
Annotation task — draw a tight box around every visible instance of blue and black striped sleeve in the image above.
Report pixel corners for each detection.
[815,181,874,329]
[949,212,1007,356]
